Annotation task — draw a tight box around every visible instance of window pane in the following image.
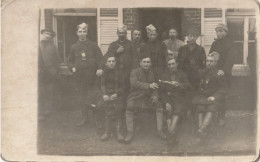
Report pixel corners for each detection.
[234,42,244,64]
[249,18,256,40]
[227,18,244,41]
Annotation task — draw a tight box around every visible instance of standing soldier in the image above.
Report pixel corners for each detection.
[209,23,237,126]
[163,28,185,60]
[68,22,104,125]
[132,29,145,69]
[124,55,166,143]
[159,57,191,146]
[144,24,167,81]
[192,52,227,139]
[39,29,60,120]
[98,54,125,142]
[177,28,206,92]
[106,24,133,93]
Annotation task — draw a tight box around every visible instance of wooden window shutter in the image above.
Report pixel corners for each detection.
[203,8,223,54]
[99,8,120,55]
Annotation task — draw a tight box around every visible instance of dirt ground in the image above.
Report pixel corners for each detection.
[37,76,257,156]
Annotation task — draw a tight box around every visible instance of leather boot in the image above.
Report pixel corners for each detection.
[156,109,167,140]
[198,113,204,128]
[100,118,110,141]
[116,119,124,142]
[167,132,177,146]
[198,112,213,135]
[168,115,179,134]
[124,110,134,143]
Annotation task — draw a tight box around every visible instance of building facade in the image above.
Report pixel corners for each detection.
[41,8,257,76]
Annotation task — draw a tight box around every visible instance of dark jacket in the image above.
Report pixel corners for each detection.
[177,43,206,90]
[127,67,158,102]
[197,67,227,101]
[159,69,191,104]
[144,40,167,80]
[106,39,133,75]
[68,39,103,71]
[101,67,124,96]
[39,40,60,83]
[131,40,146,69]
[209,36,237,75]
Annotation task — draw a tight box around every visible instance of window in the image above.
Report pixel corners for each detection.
[226,9,256,66]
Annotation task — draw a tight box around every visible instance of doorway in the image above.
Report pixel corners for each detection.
[55,16,97,63]
[139,8,183,41]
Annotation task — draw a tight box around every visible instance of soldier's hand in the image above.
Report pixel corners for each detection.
[149,83,159,89]
[217,70,224,76]
[207,96,216,101]
[103,95,110,101]
[170,81,179,87]
[110,94,117,101]
[117,46,125,53]
[151,96,158,103]
[96,69,103,77]
[72,67,76,73]
[166,103,172,111]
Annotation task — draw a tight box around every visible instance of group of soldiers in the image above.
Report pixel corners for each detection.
[39,21,236,146]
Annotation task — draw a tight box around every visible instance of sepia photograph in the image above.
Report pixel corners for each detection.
[1,0,259,161]
[38,7,257,156]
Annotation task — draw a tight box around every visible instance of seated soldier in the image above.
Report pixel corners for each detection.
[125,54,166,143]
[97,54,125,142]
[192,52,227,137]
[159,57,191,146]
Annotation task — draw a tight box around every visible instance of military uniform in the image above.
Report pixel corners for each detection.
[144,40,167,80]
[68,38,103,112]
[192,67,227,113]
[38,40,60,119]
[125,67,165,142]
[97,67,125,141]
[209,36,237,87]
[163,38,185,59]
[177,44,206,91]
[159,69,191,117]
[106,39,133,92]
[131,40,146,69]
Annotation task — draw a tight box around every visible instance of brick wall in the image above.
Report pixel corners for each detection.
[123,8,140,31]
[44,9,53,29]
[182,8,201,37]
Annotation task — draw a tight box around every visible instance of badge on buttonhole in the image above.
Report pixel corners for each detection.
[81,52,86,60]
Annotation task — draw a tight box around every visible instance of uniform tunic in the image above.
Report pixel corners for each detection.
[131,40,146,69]
[177,44,206,91]
[192,67,227,112]
[106,39,133,92]
[159,69,191,116]
[163,38,185,59]
[68,39,103,105]
[98,67,124,118]
[209,36,237,86]
[144,40,168,80]
[39,40,60,114]
[127,67,162,112]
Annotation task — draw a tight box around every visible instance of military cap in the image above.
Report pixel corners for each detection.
[40,28,55,37]
[77,22,88,30]
[215,23,228,32]
[146,24,157,34]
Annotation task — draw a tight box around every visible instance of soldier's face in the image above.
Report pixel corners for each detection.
[148,31,157,42]
[206,57,217,69]
[167,59,178,72]
[77,28,88,40]
[106,57,116,69]
[41,31,53,41]
[216,28,227,39]
[187,34,198,44]
[169,29,178,38]
[117,30,127,41]
[132,30,141,42]
[140,58,151,70]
